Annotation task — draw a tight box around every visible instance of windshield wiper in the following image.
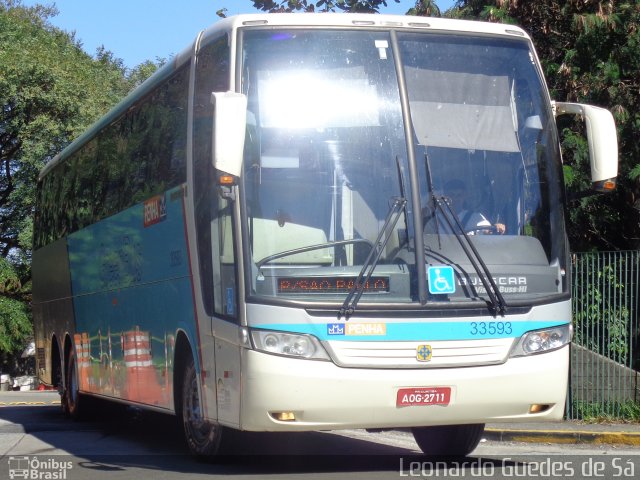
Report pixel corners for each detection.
[432,195,507,316]
[339,196,406,318]
[421,149,506,315]
[255,238,374,269]
[340,155,409,318]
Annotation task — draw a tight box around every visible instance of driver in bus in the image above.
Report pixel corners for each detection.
[425,179,506,235]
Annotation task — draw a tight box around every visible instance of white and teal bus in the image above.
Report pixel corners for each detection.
[33,13,618,457]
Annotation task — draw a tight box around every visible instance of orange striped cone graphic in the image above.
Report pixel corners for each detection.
[73,333,91,391]
[123,326,164,405]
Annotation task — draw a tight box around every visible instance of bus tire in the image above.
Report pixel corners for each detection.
[412,424,485,457]
[63,349,86,419]
[181,355,222,456]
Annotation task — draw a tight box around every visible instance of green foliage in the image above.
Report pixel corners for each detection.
[570,250,639,422]
[0,1,161,357]
[1,1,130,264]
[573,261,630,362]
[248,0,398,13]
[127,58,167,90]
[240,0,446,15]
[629,164,640,182]
[571,400,640,423]
[0,258,21,295]
[0,258,31,354]
[0,296,31,354]
[406,1,440,16]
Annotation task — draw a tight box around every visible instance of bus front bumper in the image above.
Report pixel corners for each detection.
[237,346,569,431]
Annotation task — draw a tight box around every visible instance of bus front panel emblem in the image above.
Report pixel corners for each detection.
[416,344,433,362]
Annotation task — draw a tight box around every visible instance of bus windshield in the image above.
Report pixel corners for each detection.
[240,28,567,307]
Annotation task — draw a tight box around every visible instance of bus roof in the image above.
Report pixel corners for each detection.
[200,13,530,44]
[40,13,531,180]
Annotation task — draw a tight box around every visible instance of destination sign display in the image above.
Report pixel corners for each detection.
[277,276,389,294]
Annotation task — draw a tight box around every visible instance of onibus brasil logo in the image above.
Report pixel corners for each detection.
[8,456,73,480]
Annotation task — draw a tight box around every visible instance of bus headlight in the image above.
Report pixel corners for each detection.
[251,330,330,361]
[510,324,572,357]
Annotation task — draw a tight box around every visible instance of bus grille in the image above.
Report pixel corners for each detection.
[325,338,515,368]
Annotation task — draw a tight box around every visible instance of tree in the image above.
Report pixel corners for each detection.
[219,0,444,16]
[0,0,157,358]
[249,0,399,13]
[0,257,30,354]
[0,256,31,375]
[127,58,167,89]
[1,2,127,258]
[407,0,441,16]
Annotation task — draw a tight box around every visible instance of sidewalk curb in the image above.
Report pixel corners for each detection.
[484,427,640,446]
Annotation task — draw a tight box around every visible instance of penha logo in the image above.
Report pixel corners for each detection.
[345,323,386,336]
[327,323,345,336]
[143,194,167,228]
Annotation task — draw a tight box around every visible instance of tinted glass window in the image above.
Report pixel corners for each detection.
[34,64,189,249]
[193,35,232,317]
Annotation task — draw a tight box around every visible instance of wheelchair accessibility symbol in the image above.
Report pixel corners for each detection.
[428,266,456,295]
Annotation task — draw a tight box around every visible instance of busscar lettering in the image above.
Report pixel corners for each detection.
[459,276,527,286]
[459,276,528,294]
[472,285,527,294]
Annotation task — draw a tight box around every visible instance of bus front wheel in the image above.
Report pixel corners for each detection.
[412,424,485,457]
[181,356,222,456]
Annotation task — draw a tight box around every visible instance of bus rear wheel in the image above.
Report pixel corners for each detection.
[63,349,86,419]
[181,356,222,456]
[412,424,485,457]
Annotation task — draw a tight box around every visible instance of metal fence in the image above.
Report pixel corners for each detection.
[568,250,640,420]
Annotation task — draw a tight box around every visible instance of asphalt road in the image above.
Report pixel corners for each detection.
[1,392,639,480]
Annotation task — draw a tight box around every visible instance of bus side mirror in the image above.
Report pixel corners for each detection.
[553,101,618,192]
[211,92,247,177]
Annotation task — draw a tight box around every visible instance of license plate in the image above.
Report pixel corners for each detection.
[396,387,451,407]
